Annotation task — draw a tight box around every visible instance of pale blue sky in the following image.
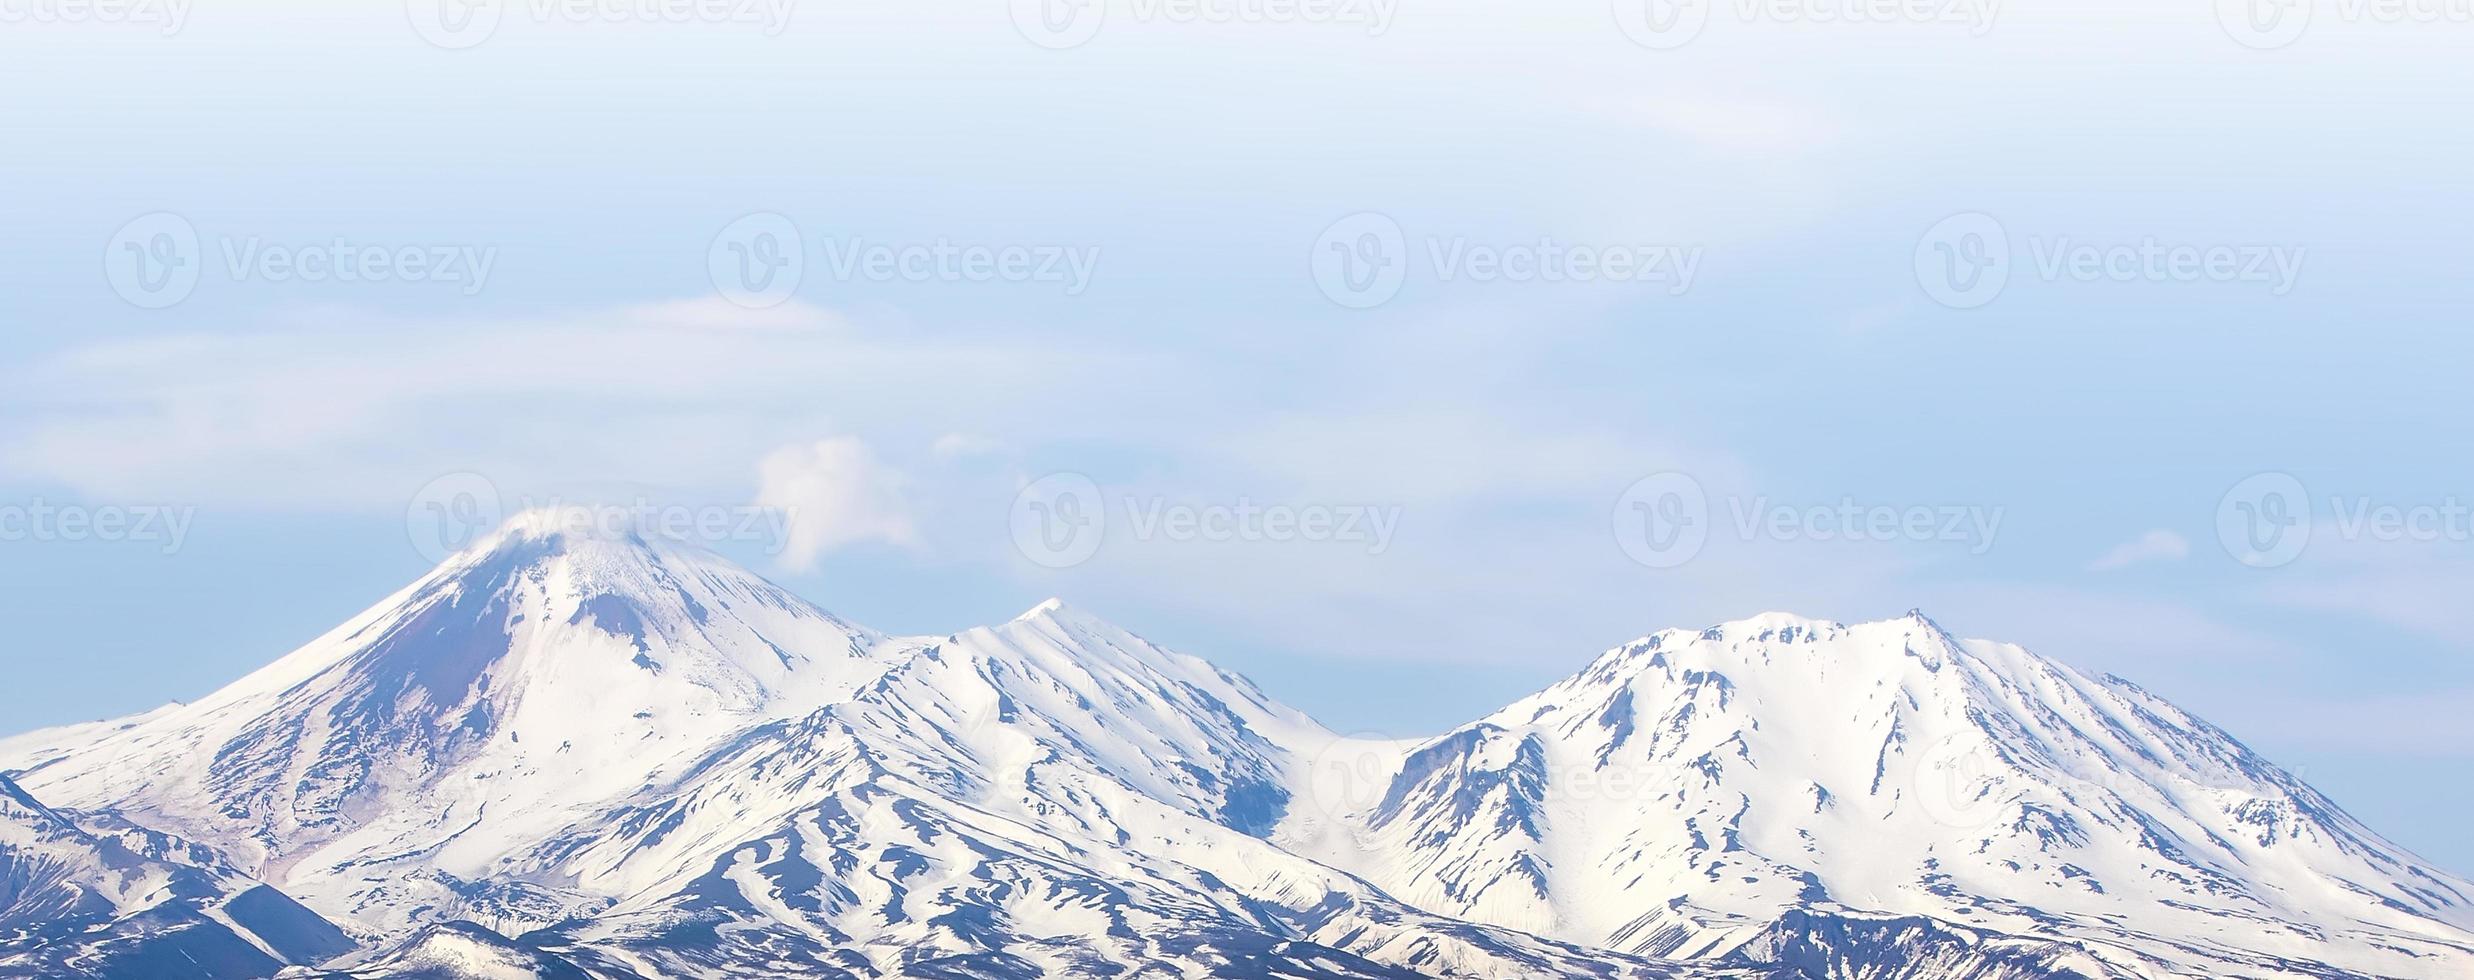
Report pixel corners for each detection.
[3,1,2471,869]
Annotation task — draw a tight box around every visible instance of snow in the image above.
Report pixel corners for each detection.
[1279,611,2474,978]
[6,515,2470,979]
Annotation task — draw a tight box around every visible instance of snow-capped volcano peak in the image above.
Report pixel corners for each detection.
[1708,609,1848,633]
[465,502,737,550]
[1304,610,2474,978]
[428,505,750,597]
[2,512,900,928]
[480,503,635,540]
[1594,609,1992,683]
[1010,595,1076,622]
[1003,594,1137,637]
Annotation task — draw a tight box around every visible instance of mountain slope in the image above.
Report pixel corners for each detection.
[0,774,352,979]
[1283,612,2474,979]
[6,508,902,937]
[477,600,1757,977]
[0,511,1761,978]
[7,515,2471,978]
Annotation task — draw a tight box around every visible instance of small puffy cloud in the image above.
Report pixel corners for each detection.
[2086,529,2190,571]
[754,437,917,571]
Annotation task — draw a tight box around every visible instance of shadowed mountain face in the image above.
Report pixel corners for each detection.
[0,774,353,979]
[3,511,2469,978]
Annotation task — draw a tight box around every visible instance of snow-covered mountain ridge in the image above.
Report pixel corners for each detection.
[1281,612,2474,979]
[2,508,2467,978]
[0,773,352,979]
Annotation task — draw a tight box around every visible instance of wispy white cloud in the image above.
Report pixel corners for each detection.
[0,298,1137,509]
[2253,532,2474,642]
[1914,581,2308,674]
[2086,529,2190,571]
[2264,571,2474,642]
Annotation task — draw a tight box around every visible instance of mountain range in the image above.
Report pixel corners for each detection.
[2,507,2467,979]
